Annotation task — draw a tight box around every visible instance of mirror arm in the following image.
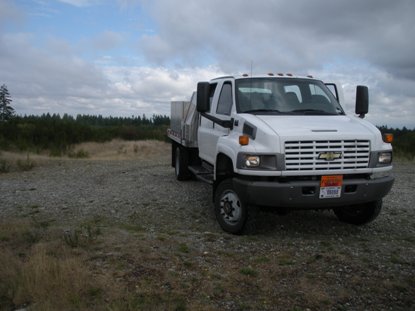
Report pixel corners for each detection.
[201,112,233,129]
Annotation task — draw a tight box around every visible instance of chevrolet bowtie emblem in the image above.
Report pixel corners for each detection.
[318,151,342,161]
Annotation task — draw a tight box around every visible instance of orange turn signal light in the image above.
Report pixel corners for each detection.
[383,133,394,143]
[239,135,249,146]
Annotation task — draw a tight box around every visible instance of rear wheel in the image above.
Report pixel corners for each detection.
[334,200,382,225]
[214,179,257,234]
[174,146,190,181]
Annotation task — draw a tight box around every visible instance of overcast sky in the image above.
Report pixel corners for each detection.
[0,0,414,128]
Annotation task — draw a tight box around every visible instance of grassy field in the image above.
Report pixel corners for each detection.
[1,210,414,310]
[1,141,414,310]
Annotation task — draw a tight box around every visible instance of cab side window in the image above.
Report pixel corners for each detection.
[216,82,233,115]
[209,83,217,108]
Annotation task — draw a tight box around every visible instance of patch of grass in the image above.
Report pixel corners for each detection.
[109,292,187,311]
[16,154,35,171]
[178,243,190,254]
[14,244,98,310]
[157,234,167,241]
[0,218,44,247]
[254,256,271,264]
[0,218,104,310]
[239,267,258,277]
[203,232,218,242]
[68,149,89,158]
[119,223,145,233]
[0,158,11,173]
[277,254,295,266]
[183,261,193,269]
[0,249,21,309]
[390,254,408,265]
[49,148,64,157]
[63,220,102,248]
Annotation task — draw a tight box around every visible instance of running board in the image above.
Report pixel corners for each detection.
[188,165,214,185]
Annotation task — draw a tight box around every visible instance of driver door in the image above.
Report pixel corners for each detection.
[198,81,233,164]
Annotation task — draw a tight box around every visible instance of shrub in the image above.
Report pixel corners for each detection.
[68,149,89,159]
[16,154,35,171]
[0,158,10,173]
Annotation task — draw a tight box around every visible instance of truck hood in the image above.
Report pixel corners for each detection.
[252,115,378,139]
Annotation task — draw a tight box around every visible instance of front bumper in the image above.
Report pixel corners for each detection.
[233,175,394,209]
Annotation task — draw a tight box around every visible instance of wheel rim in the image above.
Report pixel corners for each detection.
[219,190,242,225]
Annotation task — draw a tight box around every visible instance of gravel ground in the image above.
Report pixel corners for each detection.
[1,150,414,310]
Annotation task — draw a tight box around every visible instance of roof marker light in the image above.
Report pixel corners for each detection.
[268,73,274,76]
[307,75,314,78]
[277,73,284,76]
[286,73,293,77]
[242,73,249,77]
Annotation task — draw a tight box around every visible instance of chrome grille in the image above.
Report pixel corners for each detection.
[285,140,370,171]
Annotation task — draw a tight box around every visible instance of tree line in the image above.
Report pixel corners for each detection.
[0,113,170,156]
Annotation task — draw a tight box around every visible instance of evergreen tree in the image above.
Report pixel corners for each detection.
[0,84,15,121]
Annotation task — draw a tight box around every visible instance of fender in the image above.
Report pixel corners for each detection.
[215,136,240,179]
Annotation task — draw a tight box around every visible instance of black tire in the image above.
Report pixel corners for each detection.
[174,146,190,181]
[214,179,257,234]
[334,200,382,225]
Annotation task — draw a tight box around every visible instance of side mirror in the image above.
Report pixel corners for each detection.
[197,82,210,113]
[355,85,369,118]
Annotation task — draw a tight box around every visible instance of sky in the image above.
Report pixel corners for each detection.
[0,0,414,128]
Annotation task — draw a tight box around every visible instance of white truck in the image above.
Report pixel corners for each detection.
[167,73,394,234]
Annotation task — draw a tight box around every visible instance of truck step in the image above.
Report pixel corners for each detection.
[188,165,214,184]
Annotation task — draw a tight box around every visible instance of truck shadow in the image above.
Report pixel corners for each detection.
[253,208,376,238]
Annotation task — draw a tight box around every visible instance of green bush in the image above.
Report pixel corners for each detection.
[0,158,10,173]
[68,149,89,159]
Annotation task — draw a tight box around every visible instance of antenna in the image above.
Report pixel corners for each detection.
[249,61,253,109]
[250,60,253,77]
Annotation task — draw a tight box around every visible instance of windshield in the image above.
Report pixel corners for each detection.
[235,78,344,115]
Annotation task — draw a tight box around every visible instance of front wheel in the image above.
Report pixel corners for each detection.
[214,179,257,234]
[333,200,382,225]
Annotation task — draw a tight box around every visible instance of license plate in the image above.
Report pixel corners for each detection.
[319,175,343,199]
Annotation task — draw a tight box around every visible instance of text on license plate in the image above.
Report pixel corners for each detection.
[319,175,343,199]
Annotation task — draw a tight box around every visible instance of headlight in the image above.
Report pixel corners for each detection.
[378,152,392,165]
[245,156,260,167]
[237,153,277,170]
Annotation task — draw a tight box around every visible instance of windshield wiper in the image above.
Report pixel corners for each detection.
[290,109,338,115]
[243,109,281,115]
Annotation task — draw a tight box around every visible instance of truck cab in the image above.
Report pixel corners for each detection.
[168,74,394,234]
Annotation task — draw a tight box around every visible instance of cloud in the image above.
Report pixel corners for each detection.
[0,32,109,109]
[1,0,414,128]
[139,0,415,80]
[316,64,415,128]
[91,31,125,51]
[57,0,102,7]
[11,65,224,117]
[132,0,415,127]
[0,0,23,28]
[0,29,224,117]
